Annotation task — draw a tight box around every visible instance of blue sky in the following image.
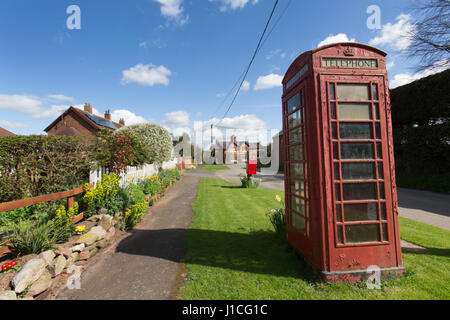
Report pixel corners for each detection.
[0,0,443,144]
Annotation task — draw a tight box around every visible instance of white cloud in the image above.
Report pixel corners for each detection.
[216,93,226,98]
[386,60,395,70]
[0,120,27,130]
[318,33,356,48]
[204,114,271,144]
[111,109,148,125]
[163,110,191,127]
[154,0,189,25]
[254,74,283,90]
[34,104,93,119]
[139,41,148,48]
[121,64,172,87]
[389,59,449,88]
[162,110,191,138]
[47,94,75,102]
[369,14,414,51]
[0,94,42,114]
[211,0,260,11]
[241,80,250,91]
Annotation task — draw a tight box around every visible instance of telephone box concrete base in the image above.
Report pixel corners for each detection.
[320,267,406,284]
[290,243,406,284]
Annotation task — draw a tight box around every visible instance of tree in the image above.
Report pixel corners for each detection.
[407,0,450,70]
[118,123,173,165]
[94,129,137,175]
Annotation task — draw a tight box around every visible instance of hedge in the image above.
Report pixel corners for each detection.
[0,135,94,202]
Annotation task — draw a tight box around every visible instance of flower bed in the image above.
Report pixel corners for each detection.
[0,167,183,300]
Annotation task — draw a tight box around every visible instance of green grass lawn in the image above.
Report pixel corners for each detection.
[202,165,230,171]
[178,178,450,300]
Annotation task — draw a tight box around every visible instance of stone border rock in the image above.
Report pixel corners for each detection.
[0,215,118,300]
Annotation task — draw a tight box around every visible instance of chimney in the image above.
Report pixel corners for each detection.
[104,110,111,121]
[84,103,93,114]
[119,118,125,126]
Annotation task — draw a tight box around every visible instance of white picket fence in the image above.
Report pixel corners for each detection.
[89,158,179,188]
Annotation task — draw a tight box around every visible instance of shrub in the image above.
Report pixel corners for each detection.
[266,195,286,236]
[55,202,79,225]
[138,176,161,196]
[118,123,173,165]
[0,135,94,202]
[239,174,259,188]
[158,168,180,188]
[266,208,286,235]
[7,218,75,256]
[94,129,150,175]
[81,173,120,217]
[124,202,147,230]
[124,184,146,207]
[0,200,67,232]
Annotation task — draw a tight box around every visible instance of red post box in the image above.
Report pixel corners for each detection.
[282,42,405,283]
[247,159,257,176]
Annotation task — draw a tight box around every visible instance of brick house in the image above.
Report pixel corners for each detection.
[0,127,16,137]
[212,135,258,164]
[44,103,125,137]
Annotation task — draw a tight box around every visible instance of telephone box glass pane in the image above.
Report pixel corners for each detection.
[336,204,342,222]
[337,84,370,100]
[289,146,303,161]
[340,143,374,159]
[339,123,373,139]
[337,226,343,244]
[345,224,380,243]
[338,103,372,120]
[287,93,300,113]
[342,163,376,180]
[382,224,389,241]
[289,127,302,144]
[372,84,379,100]
[292,213,306,233]
[288,110,301,128]
[292,197,305,215]
[343,183,377,200]
[344,203,378,221]
[290,163,304,178]
[290,180,304,197]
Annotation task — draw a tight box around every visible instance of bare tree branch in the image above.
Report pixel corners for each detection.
[407,0,450,71]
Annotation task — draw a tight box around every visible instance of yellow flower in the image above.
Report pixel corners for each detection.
[75,225,86,233]
[275,195,281,202]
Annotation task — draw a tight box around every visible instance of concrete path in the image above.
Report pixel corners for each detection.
[57,171,202,300]
[213,164,450,230]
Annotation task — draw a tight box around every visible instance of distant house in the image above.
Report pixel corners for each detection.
[44,103,125,137]
[211,135,257,164]
[0,127,16,137]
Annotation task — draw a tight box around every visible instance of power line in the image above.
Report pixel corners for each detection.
[210,0,293,122]
[215,0,280,127]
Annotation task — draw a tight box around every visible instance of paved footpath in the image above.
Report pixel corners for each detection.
[58,171,203,300]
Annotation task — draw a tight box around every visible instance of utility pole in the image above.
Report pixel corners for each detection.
[211,124,213,146]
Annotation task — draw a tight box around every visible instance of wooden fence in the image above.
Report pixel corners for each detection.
[0,185,92,258]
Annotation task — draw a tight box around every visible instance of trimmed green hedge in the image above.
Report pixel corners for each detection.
[0,135,94,202]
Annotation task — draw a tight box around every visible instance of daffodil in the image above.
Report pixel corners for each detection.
[275,195,282,202]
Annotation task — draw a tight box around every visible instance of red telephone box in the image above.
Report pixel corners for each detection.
[282,42,405,282]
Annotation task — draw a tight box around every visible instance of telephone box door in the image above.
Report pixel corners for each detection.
[321,75,401,269]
